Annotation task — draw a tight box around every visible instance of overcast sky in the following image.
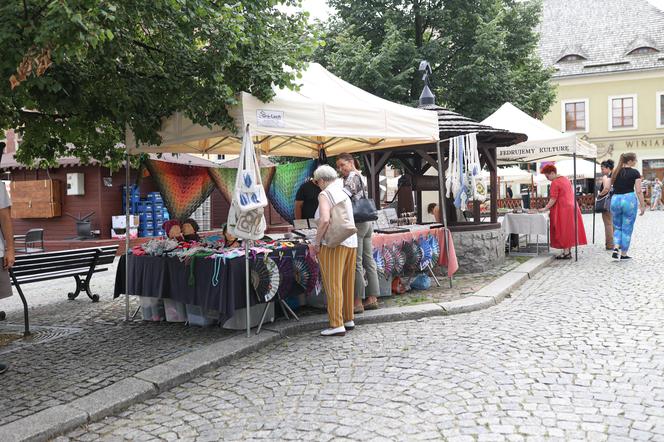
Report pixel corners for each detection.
[299,0,664,22]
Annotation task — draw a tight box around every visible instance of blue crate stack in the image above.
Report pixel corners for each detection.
[148,192,167,237]
[121,185,140,215]
[122,188,169,237]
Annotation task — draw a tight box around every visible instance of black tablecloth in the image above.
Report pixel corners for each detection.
[114,245,308,323]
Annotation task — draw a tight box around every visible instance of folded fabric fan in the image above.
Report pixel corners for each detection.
[250,257,280,302]
[293,255,320,294]
[276,256,294,299]
[391,244,405,276]
[419,236,433,269]
[381,245,394,278]
[400,240,419,274]
[429,234,440,264]
[373,247,385,279]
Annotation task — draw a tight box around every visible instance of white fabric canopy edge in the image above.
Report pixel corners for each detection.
[125,63,439,158]
[481,103,597,164]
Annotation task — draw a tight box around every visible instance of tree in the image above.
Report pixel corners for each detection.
[315,0,555,120]
[0,0,319,168]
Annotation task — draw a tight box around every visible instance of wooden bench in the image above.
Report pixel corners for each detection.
[6,245,119,336]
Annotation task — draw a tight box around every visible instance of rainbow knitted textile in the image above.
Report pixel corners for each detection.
[144,159,216,221]
[208,167,275,203]
[268,160,316,223]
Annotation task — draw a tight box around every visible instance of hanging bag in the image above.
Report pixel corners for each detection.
[322,189,357,247]
[234,128,268,213]
[594,193,612,213]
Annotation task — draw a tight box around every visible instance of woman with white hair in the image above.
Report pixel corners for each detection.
[311,164,358,337]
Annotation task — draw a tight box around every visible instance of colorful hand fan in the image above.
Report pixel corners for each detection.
[381,245,394,277]
[429,234,440,264]
[419,236,432,270]
[250,257,280,302]
[373,247,385,278]
[401,241,419,274]
[391,244,405,276]
[276,256,294,299]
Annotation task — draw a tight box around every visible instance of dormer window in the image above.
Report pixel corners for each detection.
[628,47,659,55]
[557,54,586,63]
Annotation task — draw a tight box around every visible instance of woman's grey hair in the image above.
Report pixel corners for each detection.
[313,165,338,182]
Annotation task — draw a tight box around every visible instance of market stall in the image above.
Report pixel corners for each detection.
[482,102,598,260]
[119,62,445,332]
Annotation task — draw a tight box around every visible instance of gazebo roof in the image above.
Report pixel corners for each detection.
[419,104,527,147]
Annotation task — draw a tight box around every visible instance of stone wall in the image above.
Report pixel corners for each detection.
[451,227,505,273]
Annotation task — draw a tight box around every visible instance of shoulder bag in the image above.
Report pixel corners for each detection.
[350,177,378,223]
[323,189,357,247]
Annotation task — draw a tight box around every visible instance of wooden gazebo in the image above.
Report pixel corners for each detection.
[360,104,526,231]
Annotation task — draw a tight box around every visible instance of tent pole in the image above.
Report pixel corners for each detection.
[245,240,250,338]
[435,140,452,288]
[573,152,578,262]
[124,150,130,321]
[592,156,597,244]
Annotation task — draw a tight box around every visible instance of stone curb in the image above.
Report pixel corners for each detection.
[2,255,553,441]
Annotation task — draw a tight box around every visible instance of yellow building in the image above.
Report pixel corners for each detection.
[539,0,664,180]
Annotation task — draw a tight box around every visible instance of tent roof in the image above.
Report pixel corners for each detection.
[126,63,439,158]
[419,104,527,147]
[481,102,597,163]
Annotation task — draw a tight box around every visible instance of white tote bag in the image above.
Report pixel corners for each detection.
[235,127,268,213]
[227,201,266,240]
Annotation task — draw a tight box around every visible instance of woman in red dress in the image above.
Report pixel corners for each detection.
[537,164,587,259]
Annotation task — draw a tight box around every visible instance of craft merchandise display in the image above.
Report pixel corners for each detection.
[114,235,315,327]
[445,133,487,211]
[116,227,451,326]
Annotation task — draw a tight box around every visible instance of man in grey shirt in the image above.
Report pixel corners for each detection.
[0,182,15,374]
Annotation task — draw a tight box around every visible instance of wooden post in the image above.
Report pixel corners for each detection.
[490,148,498,224]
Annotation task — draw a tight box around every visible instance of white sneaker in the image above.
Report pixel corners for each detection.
[321,326,346,337]
[344,320,355,330]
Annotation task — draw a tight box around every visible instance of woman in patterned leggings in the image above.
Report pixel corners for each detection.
[610,153,645,261]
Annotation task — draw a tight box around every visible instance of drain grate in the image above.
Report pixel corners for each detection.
[0,324,82,355]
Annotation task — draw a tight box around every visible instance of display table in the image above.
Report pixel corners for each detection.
[114,244,308,323]
[502,213,549,255]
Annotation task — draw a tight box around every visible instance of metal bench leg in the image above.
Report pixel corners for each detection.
[82,278,100,302]
[68,275,83,300]
[10,277,30,336]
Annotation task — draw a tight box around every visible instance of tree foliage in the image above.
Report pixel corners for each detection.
[315,0,555,121]
[0,0,319,168]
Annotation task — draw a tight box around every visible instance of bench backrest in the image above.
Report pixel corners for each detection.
[10,245,119,280]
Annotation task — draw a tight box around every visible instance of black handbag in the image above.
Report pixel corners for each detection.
[594,194,611,213]
[351,186,378,223]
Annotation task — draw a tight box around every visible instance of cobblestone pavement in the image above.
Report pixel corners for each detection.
[60,212,664,441]
[0,236,518,429]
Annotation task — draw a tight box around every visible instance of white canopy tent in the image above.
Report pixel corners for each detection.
[482,103,597,163]
[481,102,599,261]
[551,159,600,180]
[126,63,439,158]
[122,62,441,330]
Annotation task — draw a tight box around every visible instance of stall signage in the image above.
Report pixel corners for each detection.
[256,109,285,128]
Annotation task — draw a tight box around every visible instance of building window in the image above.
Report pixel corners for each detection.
[563,100,588,132]
[609,95,637,130]
[628,47,659,55]
[657,92,664,128]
